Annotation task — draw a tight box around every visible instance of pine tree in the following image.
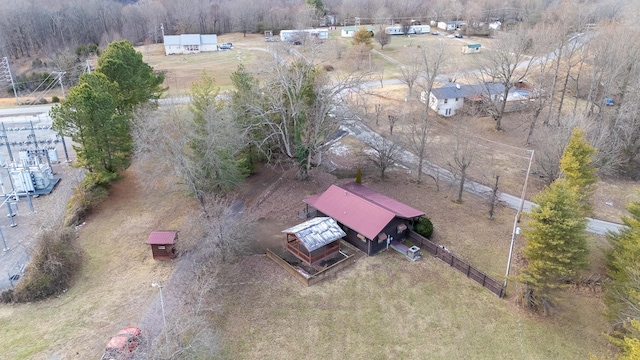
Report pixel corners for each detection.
[559,127,597,216]
[605,198,640,326]
[519,179,589,313]
[353,27,373,46]
[97,40,165,111]
[51,73,131,184]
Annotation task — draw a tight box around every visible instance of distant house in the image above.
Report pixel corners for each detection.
[421,82,505,117]
[437,20,466,31]
[304,182,425,256]
[462,43,481,54]
[384,25,431,35]
[341,26,375,37]
[282,217,345,265]
[280,28,329,42]
[163,34,218,55]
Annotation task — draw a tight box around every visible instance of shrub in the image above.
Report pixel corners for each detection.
[414,216,434,238]
[52,96,60,103]
[13,227,84,302]
[323,64,335,72]
[64,176,109,227]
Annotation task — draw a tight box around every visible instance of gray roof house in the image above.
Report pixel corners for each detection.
[163,34,218,55]
[421,82,506,117]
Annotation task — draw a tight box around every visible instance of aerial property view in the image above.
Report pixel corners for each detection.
[0,0,639,359]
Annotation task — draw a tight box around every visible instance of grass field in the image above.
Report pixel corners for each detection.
[0,30,629,359]
[214,253,614,360]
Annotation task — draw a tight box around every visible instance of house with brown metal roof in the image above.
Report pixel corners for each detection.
[304,182,425,256]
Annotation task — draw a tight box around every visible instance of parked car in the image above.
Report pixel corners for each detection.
[454,34,463,38]
[265,37,276,42]
[101,327,142,360]
[219,43,232,50]
[431,31,440,36]
[293,40,302,45]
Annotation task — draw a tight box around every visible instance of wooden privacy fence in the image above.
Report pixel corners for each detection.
[408,231,505,298]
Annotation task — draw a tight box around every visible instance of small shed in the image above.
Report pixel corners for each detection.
[146,231,178,260]
[282,217,346,265]
[462,43,481,54]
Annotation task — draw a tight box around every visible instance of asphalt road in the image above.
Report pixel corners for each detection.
[338,109,625,236]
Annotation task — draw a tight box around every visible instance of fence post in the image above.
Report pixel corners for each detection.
[466,266,470,277]
[482,275,486,286]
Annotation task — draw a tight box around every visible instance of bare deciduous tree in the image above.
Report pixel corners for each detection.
[474,25,536,131]
[366,136,403,179]
[448,122,478,203]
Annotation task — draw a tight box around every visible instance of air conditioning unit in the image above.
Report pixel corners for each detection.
[407,246,422,261]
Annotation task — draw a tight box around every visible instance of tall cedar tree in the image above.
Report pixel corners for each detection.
[353,27,373,46]
[606,198,640,326]
[188,72,247,195]
[96,40,165,111]
[51,73,131,184]
[519,179,589,313]
[559,127,597,216]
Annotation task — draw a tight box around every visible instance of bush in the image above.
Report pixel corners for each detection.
[414,216,433,238]
[13,227,84,302]
[64,175,109,227]
[52,96,60,103]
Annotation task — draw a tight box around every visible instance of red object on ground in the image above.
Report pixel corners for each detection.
[102,326,142,360]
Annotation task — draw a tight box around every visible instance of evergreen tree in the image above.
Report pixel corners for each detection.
[519,179,589,313]
[51,73,131,184]
[353,27,373,46]
[306,0,323,11]
[96,40,165,111]
[606,198,640,325]
[559,127,597,216]
[188,72,247,194]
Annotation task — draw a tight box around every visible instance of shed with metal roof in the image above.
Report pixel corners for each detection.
[282,217,345,265]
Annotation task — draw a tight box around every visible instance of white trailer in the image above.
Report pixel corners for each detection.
[280,29,329,42]
[385,25,430,35]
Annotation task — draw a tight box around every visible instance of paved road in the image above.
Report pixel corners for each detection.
[338,111,625,236]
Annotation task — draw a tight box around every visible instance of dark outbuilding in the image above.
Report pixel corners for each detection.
[146,230,178,260]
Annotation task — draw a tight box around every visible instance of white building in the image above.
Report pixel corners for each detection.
[341,26,375,37]
[384,25,431,35]
[437,21,466,31]
[462,43,481,54]
[280,29,329,42]
[421,82,504,117]
[163,34,218,55]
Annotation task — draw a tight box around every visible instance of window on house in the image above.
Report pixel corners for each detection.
[377,232,387,244]
[357,233,366,242]
[456,98,459,101]
[444,99,448,104]
[397,224,407,233]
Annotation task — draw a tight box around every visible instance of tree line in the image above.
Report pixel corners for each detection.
[0,0,626,60]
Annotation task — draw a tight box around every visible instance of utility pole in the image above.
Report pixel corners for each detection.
[1,57,18,104]
[503,149,535,291]
[52,71,66,99]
